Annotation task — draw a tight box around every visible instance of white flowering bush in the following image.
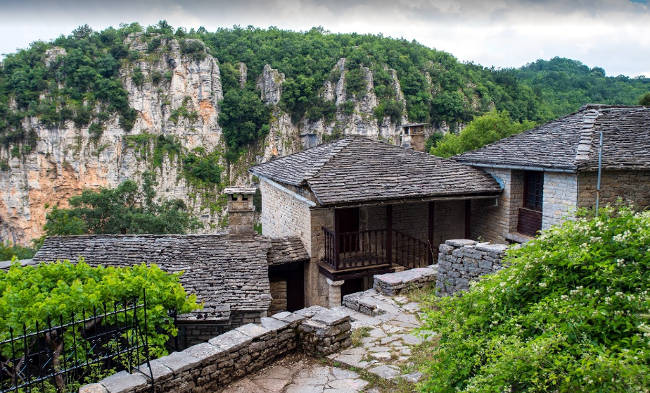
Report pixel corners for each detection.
[419,205,649,392]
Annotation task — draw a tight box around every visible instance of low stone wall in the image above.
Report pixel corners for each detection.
[80,306,351,393]
[436,239,508,295]
[372,266,438,296]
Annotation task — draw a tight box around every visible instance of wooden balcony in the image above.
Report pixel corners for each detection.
[320,227,431,280]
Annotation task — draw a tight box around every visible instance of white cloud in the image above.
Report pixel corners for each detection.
[0,0,649,76]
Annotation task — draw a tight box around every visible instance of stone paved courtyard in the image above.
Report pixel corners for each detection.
[221,288,433,392]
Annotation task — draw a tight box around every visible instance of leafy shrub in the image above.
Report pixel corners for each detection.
[0,259,199,388]
[147,36,162,53]
[419,205,650,392]
[431,110,534,157]
[640,92,650,106]
[88,122,104,141]
[340,100,355,116]
[131,67,145,87]
[374,99,403,124]
[219,88,270,161]
[44,173,201,236]
[182,149,223,186]
[0,242,36,260]
[179,39,206,61]
[345,68,366,98]
[151,70,163,85]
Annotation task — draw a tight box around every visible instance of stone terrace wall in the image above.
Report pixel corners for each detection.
[80,306,351,393]
[436,239,507,295]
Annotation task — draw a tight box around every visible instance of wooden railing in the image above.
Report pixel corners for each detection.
[322,227,430,271]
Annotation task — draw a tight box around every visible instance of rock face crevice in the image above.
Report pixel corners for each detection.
[1,36,456,245]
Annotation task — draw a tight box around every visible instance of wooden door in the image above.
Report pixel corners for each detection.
[336,208,359,253]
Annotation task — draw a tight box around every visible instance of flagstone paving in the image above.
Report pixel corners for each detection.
[221,288,434,392]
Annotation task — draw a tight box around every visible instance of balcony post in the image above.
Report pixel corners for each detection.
[334,211,341,270]
[386,205,392,265]
[428,201,435,264]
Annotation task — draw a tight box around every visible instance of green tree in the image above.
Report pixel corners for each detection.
[639,92,650,106]
[43,173,201,236]
[431,110,534,157]
[418,205,650,392]
[0,260,199,390]
[218,88,270,161]
[0,243,37,260]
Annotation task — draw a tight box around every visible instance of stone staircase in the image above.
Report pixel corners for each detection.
[326,264,438,385]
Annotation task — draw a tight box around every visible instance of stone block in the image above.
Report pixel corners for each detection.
[311,309,349,326]
[475,243,508,254]
[136,358,173,380]
[183,342,224,363]
[99,371,148,393]
[209,328,252,352]
[445,239,477,247]
[261,316,289,331]
[236,323,270,339]
[79,383,108,393]
[158,351,202,374]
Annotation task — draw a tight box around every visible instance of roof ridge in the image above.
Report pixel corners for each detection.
[574,108,601,164]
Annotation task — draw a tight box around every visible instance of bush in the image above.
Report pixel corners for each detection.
[0,260,199,389]
[44,173,201,236]
[345,68,366,98]
[431,110,534,157]
[639,92,650,106]
[418,205,650,392]
[0,242,36,260]
[219,88,270,160]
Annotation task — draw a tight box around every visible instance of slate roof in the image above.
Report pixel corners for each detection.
[455,105,650,172]
[268,237,310,266]
[250,136,502,206]
[33,234,308,321]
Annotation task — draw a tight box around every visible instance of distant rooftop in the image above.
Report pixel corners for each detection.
[33,234,308,321]
[250,136,501,206]
[455,105,650,172]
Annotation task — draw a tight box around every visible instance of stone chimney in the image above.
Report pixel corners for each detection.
[224,186,257,236]
[401,123,428,152]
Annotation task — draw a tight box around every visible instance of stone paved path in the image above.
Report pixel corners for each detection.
[221,288,432,392]
[330,289,430,383]
[221,353,369,393]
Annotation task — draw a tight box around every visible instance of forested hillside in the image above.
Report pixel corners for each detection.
[515,57,650,117]
[0,22,648,245]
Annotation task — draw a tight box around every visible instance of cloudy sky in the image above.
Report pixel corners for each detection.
[1,0,649,77]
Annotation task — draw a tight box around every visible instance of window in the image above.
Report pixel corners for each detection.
[524,171,543,211]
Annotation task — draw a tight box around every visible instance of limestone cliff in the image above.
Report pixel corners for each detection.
[0,35,452,245]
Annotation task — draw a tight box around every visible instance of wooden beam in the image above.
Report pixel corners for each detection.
[386,205,393,266]
[464,200,471,239]
[428,201,435,264]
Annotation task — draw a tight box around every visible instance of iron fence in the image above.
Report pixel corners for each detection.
[0,290,153,393]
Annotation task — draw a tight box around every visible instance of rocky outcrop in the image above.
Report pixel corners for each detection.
[0,37,457,245]
[0,34,227,244]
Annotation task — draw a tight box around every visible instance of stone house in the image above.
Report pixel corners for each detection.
[249,136,502,307]
[455,104,650,243]
[33,188,309,347]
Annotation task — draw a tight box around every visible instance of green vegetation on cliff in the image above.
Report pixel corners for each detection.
[418,206,650,392]
[1,22,648,158]
[44,172,201,236]
[430,110,535,157]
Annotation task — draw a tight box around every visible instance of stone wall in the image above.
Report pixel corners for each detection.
[269,280,288,314]
[260,179,313,256]
[469,168,520,243]
[542,172,578,230]
[436,239,507,295]
[80,306,351,393]
[309,208,335,307]
[578,170,650,210]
